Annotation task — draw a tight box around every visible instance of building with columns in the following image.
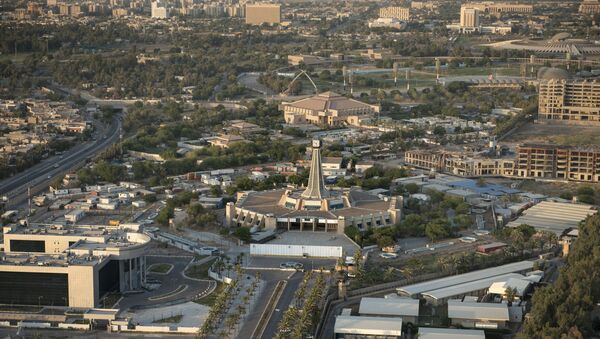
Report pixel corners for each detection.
[226,140,402,233]
[0,223,150,308]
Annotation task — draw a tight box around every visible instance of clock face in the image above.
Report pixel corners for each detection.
[312,140,321,148]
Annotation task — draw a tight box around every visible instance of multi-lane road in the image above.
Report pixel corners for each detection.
[0,115,122,211]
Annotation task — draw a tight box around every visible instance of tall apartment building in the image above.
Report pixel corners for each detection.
[515,144,600,182]
[245,3,281,25]
[580,0,600,14]
[538,79,600,125]
[379,6,410,20]
[460,7,480,28]
[151,0,169,18]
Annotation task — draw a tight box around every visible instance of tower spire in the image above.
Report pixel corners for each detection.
[301,139,329,199]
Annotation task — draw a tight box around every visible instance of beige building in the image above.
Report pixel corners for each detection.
[280,92,380,127]
[538,78,600,125]
[405,145,600,183]
[379,6,410,20]
[579,0,600,14]
[245,3,281,25]
[411,1,436,10]
[460,7,480,28]
[0,223,150,308]
[404,150,515,177]
[468,2,533,13]
[515,144,600,182]
[226,140,402,233]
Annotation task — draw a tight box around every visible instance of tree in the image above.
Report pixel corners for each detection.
[376,235,395,249]
[425,219,450,242]
[519,215,600,338]
[234,227,251,243]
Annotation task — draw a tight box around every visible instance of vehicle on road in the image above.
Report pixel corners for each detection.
[379,252,398,259]
[53,164,59,168]
[280,262,303,270]
[47,175,52,179]
[460,236,477,243]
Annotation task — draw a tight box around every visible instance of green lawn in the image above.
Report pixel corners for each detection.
[152,314,183,324]
[195,282,226,306]
[184,258,217,280]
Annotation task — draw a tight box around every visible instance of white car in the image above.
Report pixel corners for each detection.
[379,253,398,259]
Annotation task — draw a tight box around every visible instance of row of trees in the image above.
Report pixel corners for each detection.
[519,215,600,338]
[276,272,327,338]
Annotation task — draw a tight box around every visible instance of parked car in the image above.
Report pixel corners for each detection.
[280,262,304,270]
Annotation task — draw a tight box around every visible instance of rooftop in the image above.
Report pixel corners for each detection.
[448,300,509,322]
[359,297,419,317]
[418,327,486,339]
[506,201,597,235]
[397,261,534,297]
[334,315,403,336]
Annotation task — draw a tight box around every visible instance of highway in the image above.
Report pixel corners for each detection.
[0,115,122,210]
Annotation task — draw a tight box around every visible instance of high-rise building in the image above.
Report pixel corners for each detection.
[58,2,69,15]
[379,6,410,20]
[538,78,600,125]
[151,0,169,18]
[579,0,600,14]
[460,7,480,28]
[245,3,281,25]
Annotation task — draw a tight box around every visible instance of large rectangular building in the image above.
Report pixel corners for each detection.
[379,6,410,20]
[515,144,600,182]
[538,79,600,125]
[0,223,150,308]
[245,3,281,25]
[580,0,600,14]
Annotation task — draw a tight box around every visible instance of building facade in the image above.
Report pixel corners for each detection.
[580,0,600,14]
[280,92,380,127]
[0,223,150,308]
[226,140,402,233]
[468,2,533,13]
[515,144,600,182]
[460,7,480,28]
[245,3,281,25]
[379,6,410,20]
[538,79,600,125]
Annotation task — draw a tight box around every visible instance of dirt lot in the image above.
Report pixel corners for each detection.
[506,122,600,147]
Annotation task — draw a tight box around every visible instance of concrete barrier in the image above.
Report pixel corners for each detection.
[58,323,90,330]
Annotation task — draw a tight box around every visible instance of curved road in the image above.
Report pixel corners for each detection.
[0,116,122,209]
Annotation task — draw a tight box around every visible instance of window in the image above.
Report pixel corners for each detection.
[10,240,45,253]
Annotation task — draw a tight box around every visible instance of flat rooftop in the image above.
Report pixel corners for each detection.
[334,315,402,336]
[448,300,509,321]
[418,327,486,339]
[422,273,524,301]
[359,297,419,317]
[397,261,534,297]
[267,231,359,256]
[506,201,597,235]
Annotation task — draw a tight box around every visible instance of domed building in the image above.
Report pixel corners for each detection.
[226,140,403,233]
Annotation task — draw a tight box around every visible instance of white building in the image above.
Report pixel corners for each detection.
[151,1,169,18]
